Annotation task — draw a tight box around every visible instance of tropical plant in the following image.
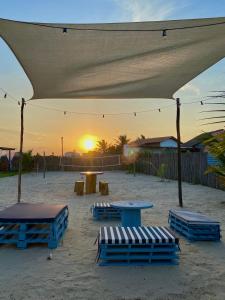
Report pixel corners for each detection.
[156,163,167,181]
[96,139,109,154]
[203,132,225,185]
[115,135,130,153]
[22,150,34,171]
[135,134,146,142]
[0,155,9,172]
[201,91,225,126]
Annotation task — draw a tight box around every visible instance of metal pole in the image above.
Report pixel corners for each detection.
[61,136,64,171]
[17,98,25,203]
[176,98,183,207]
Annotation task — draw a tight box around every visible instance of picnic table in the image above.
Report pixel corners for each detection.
[111,200,153,227]
[80,171,103,194]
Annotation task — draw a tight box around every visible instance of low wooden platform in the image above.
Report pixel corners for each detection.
[92,203,121,220]
[168,209,221,241]
[97,226,180,266]
[0,203,68,249]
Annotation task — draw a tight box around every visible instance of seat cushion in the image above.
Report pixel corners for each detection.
[99,226,179,245]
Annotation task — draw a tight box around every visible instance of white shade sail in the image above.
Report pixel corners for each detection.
[1,17,225,100]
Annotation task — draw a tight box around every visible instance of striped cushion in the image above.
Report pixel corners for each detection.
[94,203,111,208]
[99,226,178,245]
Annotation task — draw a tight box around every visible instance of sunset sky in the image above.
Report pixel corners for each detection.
[1,0,225,155]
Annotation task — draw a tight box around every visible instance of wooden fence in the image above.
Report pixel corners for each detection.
[135,152,224,190]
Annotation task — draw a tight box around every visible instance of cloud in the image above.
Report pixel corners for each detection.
[179,83,201,97]
[113,0,182,22]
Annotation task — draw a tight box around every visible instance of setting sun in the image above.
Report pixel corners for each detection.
[79,135,97,152]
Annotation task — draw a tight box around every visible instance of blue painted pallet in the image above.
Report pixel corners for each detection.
[0,203,69,249]
[92,203,121,220]
[168,209,221,241]
[97,226,180,266]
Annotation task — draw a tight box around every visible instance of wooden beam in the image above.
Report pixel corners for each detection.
[17,98,25,203]
[176,98,183,207]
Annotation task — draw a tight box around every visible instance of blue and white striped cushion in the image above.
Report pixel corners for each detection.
[94,203,111,208]
[99,226,178,245]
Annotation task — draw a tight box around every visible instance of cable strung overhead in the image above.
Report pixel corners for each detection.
[1,17,225,100]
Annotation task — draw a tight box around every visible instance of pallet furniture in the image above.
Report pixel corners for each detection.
[99,181,109,195]
[80,171,103,194]
[74,181,84,195]
[92,202,121,220]
[97,226,180,266]
[168,209,221,241]
[111,200,153,227]
[0,203,68,249]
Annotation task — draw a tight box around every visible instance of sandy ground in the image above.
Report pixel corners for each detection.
[0,171,224,300]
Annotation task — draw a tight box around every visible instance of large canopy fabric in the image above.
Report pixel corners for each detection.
[1,17,225,100]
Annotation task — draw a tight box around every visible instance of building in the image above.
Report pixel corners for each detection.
[183,129,224,165]
[124,136,180,157]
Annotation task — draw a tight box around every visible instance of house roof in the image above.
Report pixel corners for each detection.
[183,129,224,147]
[0,147,15,151]
[129,136,179,147]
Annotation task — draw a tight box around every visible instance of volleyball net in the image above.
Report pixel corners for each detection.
[60,154,121,170]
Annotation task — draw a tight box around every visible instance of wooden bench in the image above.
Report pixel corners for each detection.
[99,181,109,195]
[74,181,84,196]
[91,202,121,220]
[97,226,180,266]
[168,209,221,241]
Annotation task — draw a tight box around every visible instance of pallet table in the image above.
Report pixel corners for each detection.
[168,209,221,241]
[97,226,180,266]
[0,203,68,249]
[92,203,121,220]
[111,200,153,227]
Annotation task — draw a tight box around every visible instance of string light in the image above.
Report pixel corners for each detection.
[17,19,225,33]
[0,86,215,118]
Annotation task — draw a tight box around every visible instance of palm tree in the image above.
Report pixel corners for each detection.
[203,132,225,185]
[96,139,109,154]
[115,135,130,153]
[135,134,146,142]
[201,91,225,126]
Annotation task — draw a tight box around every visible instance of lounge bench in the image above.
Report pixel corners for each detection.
[91,203,121,220]
[168,209,221,241]
[97,226,180,266]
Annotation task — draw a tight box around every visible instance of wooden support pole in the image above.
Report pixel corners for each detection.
[8,149,11,172]
[17,98,25,203]
[61,136,64,171]
[43,151,46,179]
[176,98,183,207]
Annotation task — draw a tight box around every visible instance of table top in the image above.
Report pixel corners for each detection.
[111,200,153,210]
[80,171,104,176]
[0,203,68,222]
